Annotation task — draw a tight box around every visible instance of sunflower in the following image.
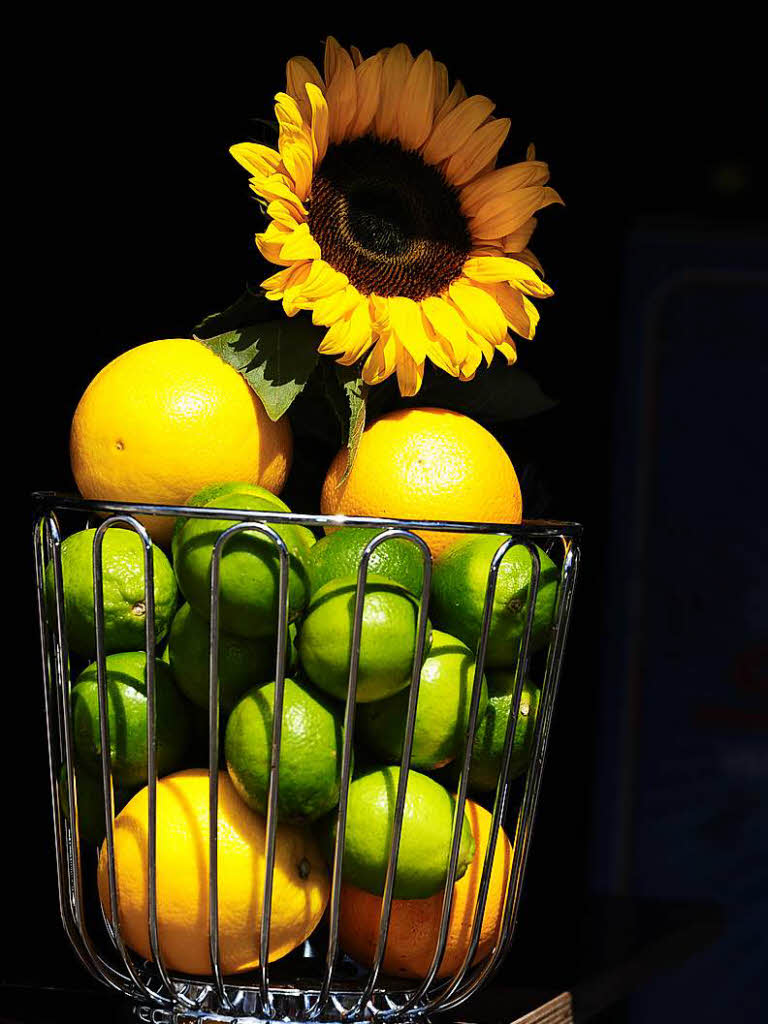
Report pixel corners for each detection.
[231,38,562,396]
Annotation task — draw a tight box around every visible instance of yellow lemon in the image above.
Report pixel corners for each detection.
[71,339,293,546]
[97,769,329,975]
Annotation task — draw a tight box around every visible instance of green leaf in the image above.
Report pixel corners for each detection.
[337,368,368,482]
[198,315,322,421]
[401,361,557,422]
[193,286,277,339]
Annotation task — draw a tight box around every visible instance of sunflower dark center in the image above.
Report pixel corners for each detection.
[307,136,471,300]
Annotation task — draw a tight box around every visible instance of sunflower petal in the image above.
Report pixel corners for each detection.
[461,256,554,297]
[449,279,509,345]
[433,61,449,113]
[374,43,413,140]
[395,346,424,397]
[318,317,353,356]
[444,118,511,186]
[306,83,329,165]
[501,218,537,253]
[397,50,436,151]
[278,223,322,261]
[230,142,284,178]
[489,283,540,339]
[286,56,325,123]
[261,262,309,298]
[350,45,364,67]
[471,186,564,239]
[496,338,518,365]
[421,95,495,166]
[275,93,313,199]
[335,301,376,365]
[434,81,467,125]
[362,334,397,385]
[349,54,383,138]
[459,161,551,216]
[421,295,470,362]
[324,36,346,85]
[325,45,357,142]
[388,295,429,362]
[311,285,362,326]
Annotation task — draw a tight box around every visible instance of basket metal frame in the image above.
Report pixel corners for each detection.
[32,491,581,1024]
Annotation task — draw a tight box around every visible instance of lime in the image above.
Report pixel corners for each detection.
[46,528,177,658]
[225,678,347,823]
[325,766,475,898]
[168,602,298,711]
[174,494,311,638]
[72,652,191,788]
[431,537,558,668]
[459,673,541,792]
[297,575,431,703]
[307,528,425,599]
[171,481,290,565]
[58,763,133,845]
[357,630,488,770]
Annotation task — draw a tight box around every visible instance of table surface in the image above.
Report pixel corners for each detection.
[0,898,722,1024]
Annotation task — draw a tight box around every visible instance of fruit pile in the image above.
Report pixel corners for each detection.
[51,338,557,980]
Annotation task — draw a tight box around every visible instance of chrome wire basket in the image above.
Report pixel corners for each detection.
[32,491,581,1024]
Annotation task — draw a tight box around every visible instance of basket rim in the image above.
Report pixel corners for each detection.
[31,490,583,540]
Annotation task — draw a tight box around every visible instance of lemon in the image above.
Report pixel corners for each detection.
[97,769,329,975]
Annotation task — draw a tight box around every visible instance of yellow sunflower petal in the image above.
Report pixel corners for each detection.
[387,295,429,362]
[275,93,313,199]
[230,142,284,178]
[513,247,545,276]
[461,256,554,297]
[421,95,495,166]
[444,118,511,187]
[421,295,470,362]
[488,283,540,339]
[295,259,349,301]
[255,222,293,266]
[397,50,436,151]
[502,218,537,254]
[448,279,509,345]
[349,54,383,138]
[311,285,363,326]
[459,340,483,380]
[335,301,377,365]
[262,261,310,298]
[374,43,413,141]
[395,346,424,397]
[306,83,329,165]
[317,316,353,356]
[434,81,467,125]
[422,318,460,376]
[324,36,346,85]
[459,160,551,216]
[466,325,496,366]
[471,186,564,239]
[286,56,325,123]
[362,334,398,386]
[278,223,322,261]
[350,45,364,67]
[325,45,357,142]
[266,199,302,228]
[433,61,449,113]
[495,338,518,365]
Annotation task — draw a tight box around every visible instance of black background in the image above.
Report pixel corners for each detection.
[10,10,767,1023]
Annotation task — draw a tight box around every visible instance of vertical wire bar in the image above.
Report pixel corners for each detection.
[45,513,136,995]
[205,521,289,1016]
[305,531,390,1021]
[438,541,581,1013]
[93,518,170,1006]
[426,542,542,1010]
[32,515,114,987]
[351,529,433,1018]
[381,535,523,1018]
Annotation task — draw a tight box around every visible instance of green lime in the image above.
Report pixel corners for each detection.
[357,630,488,770]
[459,673,540,791]
[297,575,431,703]
[431,537,558,668]
[307,528,425,599]
[168,602,298,711]
[324,766,475,898]
[71,652,191,788]
[174,494,311,638]
[171,482,290,565]
[46,529,178,659]
[225,677,347,823]
[58,763,133,845]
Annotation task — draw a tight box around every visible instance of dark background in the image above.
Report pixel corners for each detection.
[10,12,767,1023]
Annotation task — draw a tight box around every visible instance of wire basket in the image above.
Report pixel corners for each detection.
[32,491,581,1024]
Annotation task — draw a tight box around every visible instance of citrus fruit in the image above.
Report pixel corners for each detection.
[70,338,293,546]
[431,537,558,667]
[171,481,290,565]
[307,527,425,599]
[97,769,329,975]
[46,528,177,658]
[459,674,541,792]
[337,800,512,978]
[357,631,488,770]
[72,652,191,789]
[58,763,133,845]
[174,494,311,638]
[325,766,475,899]
[168,602,298,712]
[225,678,347,823]
[297,575,431,703]
[320,408,522,558]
